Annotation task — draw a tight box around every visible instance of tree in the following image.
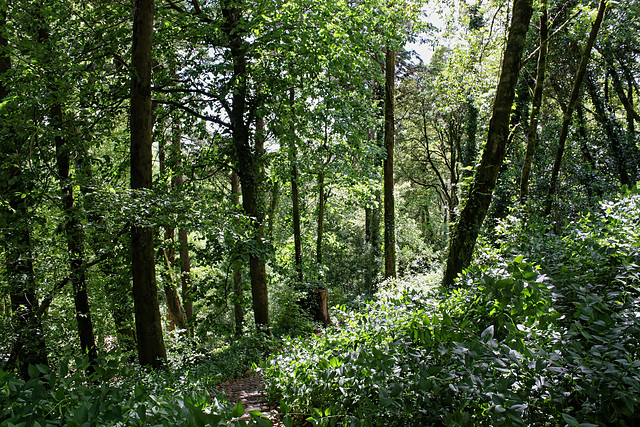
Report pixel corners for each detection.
[220,0,270,331]
[544,0,607,216]
[519,0,549,205]
[130,0,166,367]
[0,2,48,377]
[443,0,533,287]
[384,47,397,279]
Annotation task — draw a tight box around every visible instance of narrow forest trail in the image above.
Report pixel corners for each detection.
[219,372,283,426]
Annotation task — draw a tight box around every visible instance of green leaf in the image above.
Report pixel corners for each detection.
[562,413,580,427]
[232,401,244,418]
[136,404,147,423]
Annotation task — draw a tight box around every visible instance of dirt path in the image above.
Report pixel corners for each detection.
[219,372,283,426]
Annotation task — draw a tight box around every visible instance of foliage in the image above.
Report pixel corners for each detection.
[263,192,640,426]
[0,332,279,426]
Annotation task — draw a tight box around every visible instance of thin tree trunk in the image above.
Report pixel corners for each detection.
[33,12,98,369]
[367,190,382,293]
[267,180,280,238]
[75,146,137,352]
[161,229,187,333]
[520,0,548,204]
[443,0,533,287]
[130,0,166,368]
[178,227,193,334]
[384,47,396,279]
[316,171,325,265]
[169,131,194,333]
[159,129,187,334]
[289,88,304,284]
[1,4,48,377]
[52,107,98,367]
[544,0,607,215]
[231,171,244,336]
[602,64,638,182]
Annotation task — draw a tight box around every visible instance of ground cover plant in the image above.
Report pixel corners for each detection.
[0,334,275,426]
[263,192,640,426]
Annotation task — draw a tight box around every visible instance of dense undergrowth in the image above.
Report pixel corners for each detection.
[2,192,638,426]
[0,334,274,426]
[263,191,640,426]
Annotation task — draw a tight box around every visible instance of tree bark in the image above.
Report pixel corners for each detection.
[544,0,607,215]
[384,47,396,279]
[520,0,548,204]
[130,0,166,368]
[443,0,533,287]
[222,0,270,331]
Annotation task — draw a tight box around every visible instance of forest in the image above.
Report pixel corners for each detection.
[1,0,639,425]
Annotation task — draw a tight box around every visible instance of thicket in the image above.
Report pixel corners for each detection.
[263,190,640,426]
[0,334,275,426]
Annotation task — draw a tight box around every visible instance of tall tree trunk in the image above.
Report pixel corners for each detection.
[520,0,548,204]
[384,47,396,279]
[289,88,304,284]
[130,0,166,368]
[544,0,607,215]
[1,4,48,377]
[231,171,244,336]
[222,0,269,331]
[443,0,533,287]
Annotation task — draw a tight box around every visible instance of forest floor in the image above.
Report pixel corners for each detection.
[219,371,283,426]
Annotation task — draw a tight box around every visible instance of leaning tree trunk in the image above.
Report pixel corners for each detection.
[1,4,48,377]
[520,0,548,205]
[544,0,607,215]
[130,0,166,368]
[384,47,396,279]
[443,0,534,287]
